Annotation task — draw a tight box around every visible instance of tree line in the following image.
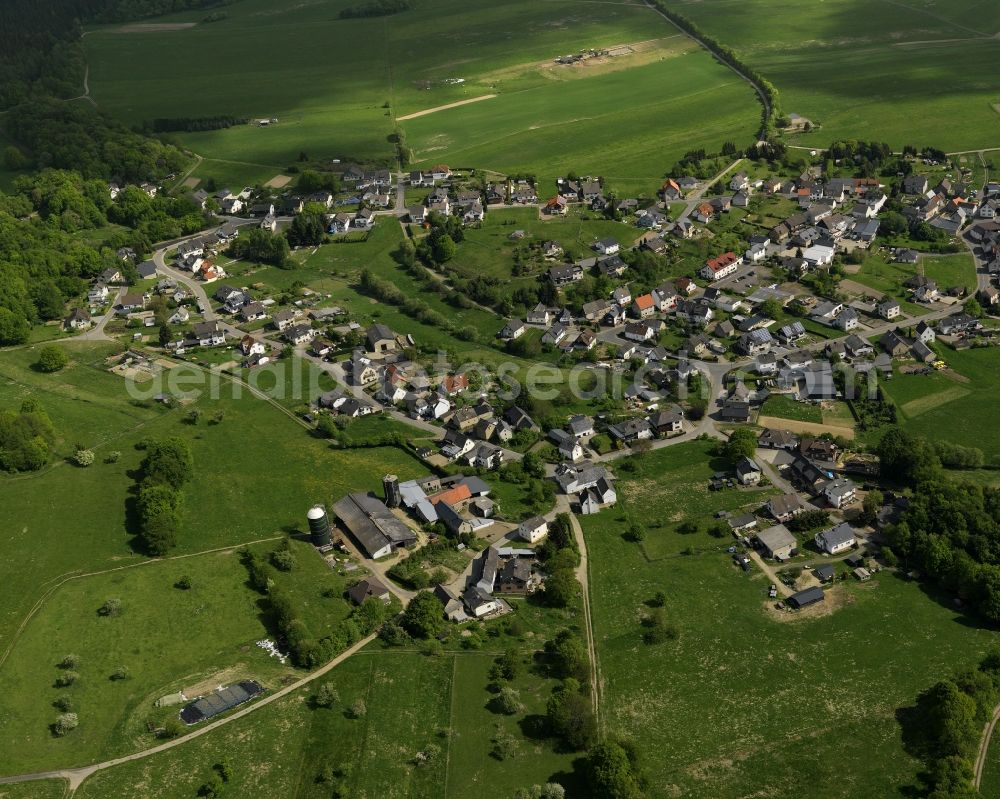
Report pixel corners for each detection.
[902,651,1000,798]
[646,0,782,140]
[339,0,411,19]
[133,437,194,555]
[879,428,1000,623]
[148,115,248,133]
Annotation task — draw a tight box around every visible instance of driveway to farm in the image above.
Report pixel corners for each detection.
[747,551,790,598]
[0,631,379,794]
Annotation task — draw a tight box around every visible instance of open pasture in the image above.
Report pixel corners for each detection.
[74,648,581,799]
[662,0,1000,151]
[404,50,761,196]
[0,538,352,773]
[0,340,425,668]
[581,441,998,798]
[83,0,761,189]
[882,346,1000,460]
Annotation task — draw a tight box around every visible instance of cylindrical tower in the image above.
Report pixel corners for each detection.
[384,474,401,508]
[307,505,332,547]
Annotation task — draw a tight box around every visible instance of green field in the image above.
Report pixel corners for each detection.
[759,394,824,424]
[0,538,355,773]
[582,441,998,798]
[404,48,761,195]
[0,340,426,672]
[611,441,778,559]
[882,346,1000,460]
[82,0,761,191]
[662,0,1000,151]
[0,783,66,799]
[72,644,581,799]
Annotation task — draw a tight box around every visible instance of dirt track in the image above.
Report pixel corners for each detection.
[397,94,497,121]
[756,416,855,440]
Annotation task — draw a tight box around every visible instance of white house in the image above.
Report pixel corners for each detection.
[518,516,549,544]
[821,478,857,509]
[815,522,856,555]
[700,252,742,281]
[593,238,620,256]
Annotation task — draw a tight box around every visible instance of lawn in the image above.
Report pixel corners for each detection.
[759,394,823,424]
[660,0,1000,151]
[0,538,353,773]
[582,442,999,798]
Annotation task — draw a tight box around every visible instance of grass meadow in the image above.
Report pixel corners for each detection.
[0,783,66,799]
[403,48,761,195]
[582,440,999,798]
[82,0,761,191]
[0,339,426,703]
[759,394,824,424]
[881,345,1000,461]
[662,0,1000,151]
[0,538,354,773]
[73,646,583,799]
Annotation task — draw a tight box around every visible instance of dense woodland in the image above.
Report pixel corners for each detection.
[0,168,213,344]
[879,428,1000,623]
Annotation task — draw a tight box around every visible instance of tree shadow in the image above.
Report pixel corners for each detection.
[518,713,549,741]
[546,757,593,798]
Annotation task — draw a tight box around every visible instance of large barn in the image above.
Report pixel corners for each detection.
[333,492,417,559]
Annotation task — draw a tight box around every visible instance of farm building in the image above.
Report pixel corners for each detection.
[180,680,263,725]
[347,577,391,605]
[333,493,417,559]
[757,524,797,560]
[788,586,825,609]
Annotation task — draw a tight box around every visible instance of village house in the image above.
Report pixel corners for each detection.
[815,522,857,555]
[518,516,549,544]
[700,251,742,281]
[767,493,806,523]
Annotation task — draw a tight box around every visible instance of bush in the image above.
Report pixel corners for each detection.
[161,717,185,738]
[110,665,129,681]
[314,683,340,708]
[53,712,79,736]
[350,698,367,719]
[53,695,73,712]
[99,598,123,617]
[36,346,68,373]
[59,654,80,669]
[491,726,519,760]
[54,671,79,687]
[175,575,192,590]
[271,545,296,572]
[496,686,524,715]
[73,448,95,467]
